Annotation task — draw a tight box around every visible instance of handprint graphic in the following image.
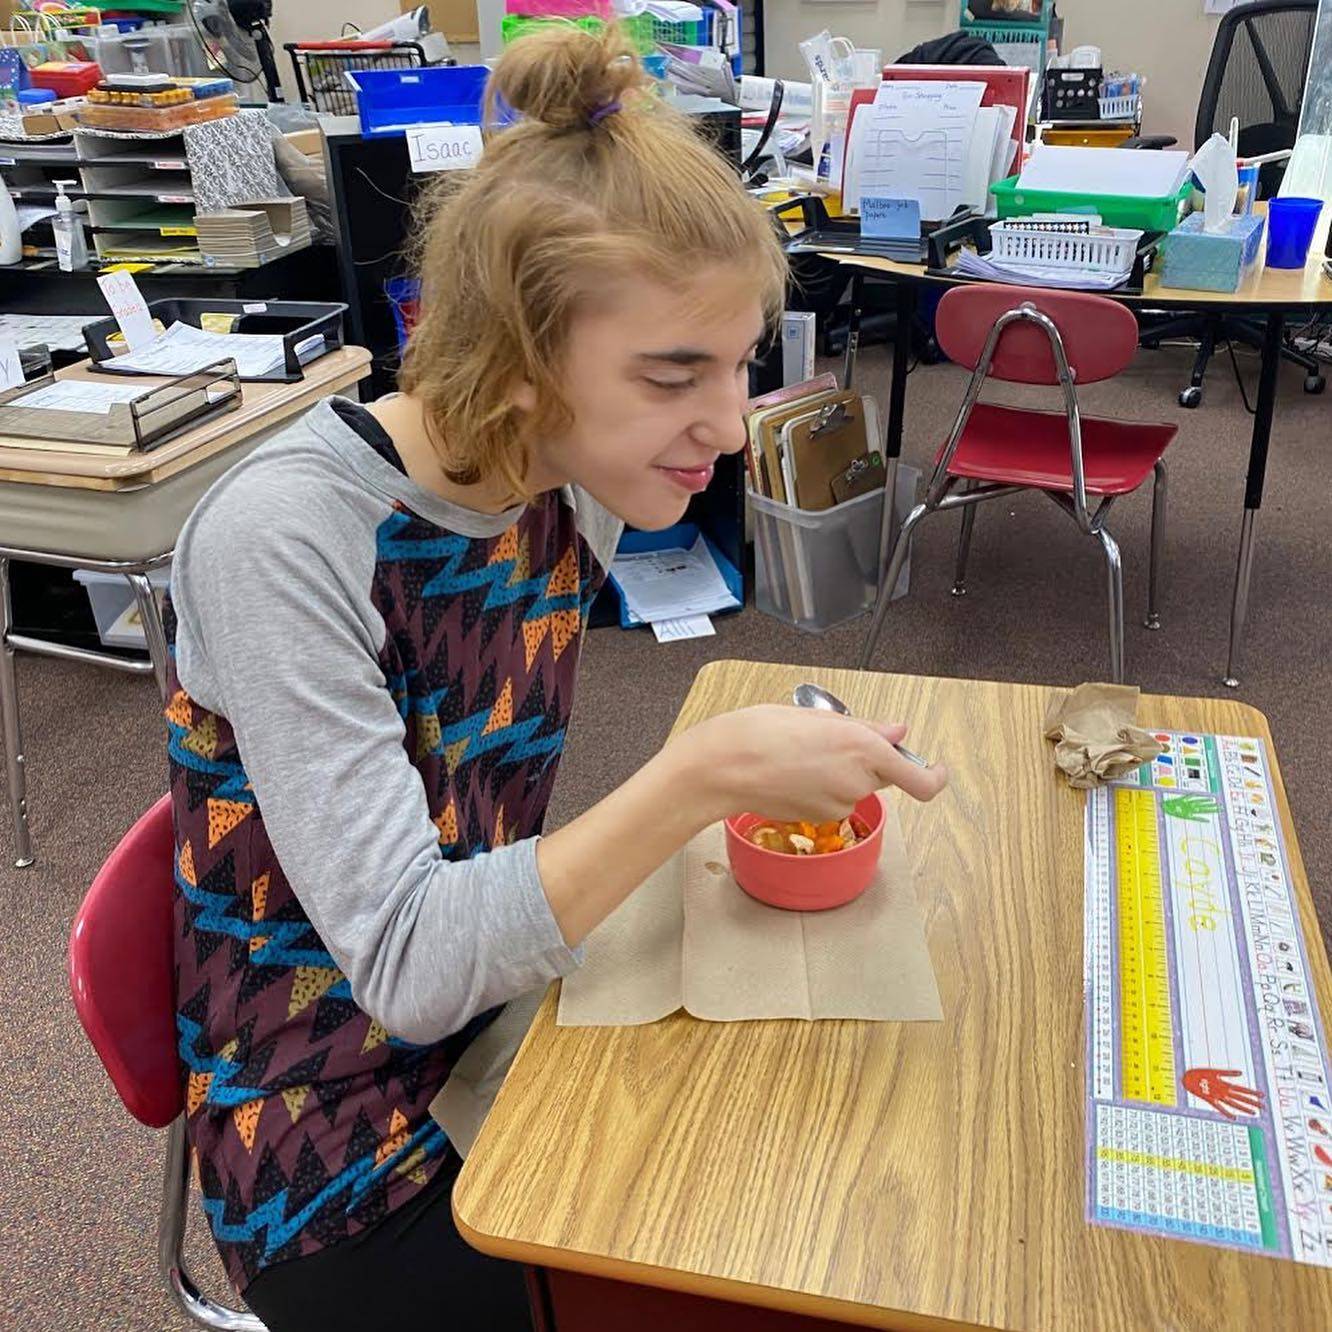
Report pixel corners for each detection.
[1183,1068,1264,1119]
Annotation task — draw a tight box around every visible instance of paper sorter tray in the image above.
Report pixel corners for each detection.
[82,299,347,384]
[0,361,242,453]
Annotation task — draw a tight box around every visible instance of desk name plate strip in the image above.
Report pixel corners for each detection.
[1084,731,1332,1265]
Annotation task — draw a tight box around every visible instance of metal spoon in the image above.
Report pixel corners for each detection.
[793,682,932,769]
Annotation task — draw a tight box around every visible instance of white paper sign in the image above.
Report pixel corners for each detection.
[96,270,155,352]
[406,124,484,175]
[652,614,716,643]
[0,335,22,390]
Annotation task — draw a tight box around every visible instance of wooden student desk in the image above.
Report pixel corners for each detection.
[453,659,1332,1332]
[0,345,372,867]
[826,206,1332,690]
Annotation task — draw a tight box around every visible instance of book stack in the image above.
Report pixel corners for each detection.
[194,197,311,268]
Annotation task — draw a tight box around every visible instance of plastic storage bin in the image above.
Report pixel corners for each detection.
[990,174,1192,232]
[749,488,885,633]
[1098,93,1140,122]
[75,94,237,132]
[346,65,488,137]
[73,566,170,650]
[30,60,103,98]
[498,12,708,54]
[989,220,1143,274]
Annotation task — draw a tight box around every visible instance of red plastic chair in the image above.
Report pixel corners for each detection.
[860,285,1177,682]
[69,796,266,1331]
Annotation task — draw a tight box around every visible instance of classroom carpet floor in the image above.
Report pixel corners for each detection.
[3,342,1330,1330]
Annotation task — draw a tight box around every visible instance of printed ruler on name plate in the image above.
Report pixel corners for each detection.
[1084,731,1332,1265]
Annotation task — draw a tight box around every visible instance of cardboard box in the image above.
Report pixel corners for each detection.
[781,310,815,387]
[21,99,83,135]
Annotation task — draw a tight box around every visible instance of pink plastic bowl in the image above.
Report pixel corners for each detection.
[724,794,885,912]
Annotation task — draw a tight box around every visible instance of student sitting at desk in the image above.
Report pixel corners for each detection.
[160,26,947,1332]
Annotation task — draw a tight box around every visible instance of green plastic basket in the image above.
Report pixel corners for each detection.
[989,174,1193,233]
[499,12,706,54]
[500,14,606,44]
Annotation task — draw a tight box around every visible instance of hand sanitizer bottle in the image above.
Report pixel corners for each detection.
[52,179,89,272]
[0,181,20,265]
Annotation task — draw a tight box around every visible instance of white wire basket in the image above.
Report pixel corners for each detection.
[1098,93,1141,123]
[989,221,1144,275]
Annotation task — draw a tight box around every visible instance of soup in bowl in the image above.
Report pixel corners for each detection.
[723,793,884,912]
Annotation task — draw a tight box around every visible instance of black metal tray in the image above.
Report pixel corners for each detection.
[82,298,347,383]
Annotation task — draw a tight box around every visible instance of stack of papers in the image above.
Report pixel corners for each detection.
[0,313,91,354]
[194,197,311,268]
[609,535,739,631]
[954,248,1133,290]
[1017,146,1190,198]
[14,380,147,413]
[98,233,201,263]
[643,0,701,19]
[843,80,1017,220]
[658,44,736,101]
[103,321,324,379]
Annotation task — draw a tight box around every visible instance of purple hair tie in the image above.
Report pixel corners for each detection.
[588,100,621,125]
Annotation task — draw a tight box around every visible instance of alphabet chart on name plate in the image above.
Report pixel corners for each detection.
[1084,732,1332,1265]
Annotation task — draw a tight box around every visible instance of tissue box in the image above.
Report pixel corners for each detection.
[1160,212,1265,293]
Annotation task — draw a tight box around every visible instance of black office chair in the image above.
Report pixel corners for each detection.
[1139,0,1324,407]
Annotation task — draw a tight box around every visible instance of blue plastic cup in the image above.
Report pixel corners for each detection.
[1265,197,1324,269]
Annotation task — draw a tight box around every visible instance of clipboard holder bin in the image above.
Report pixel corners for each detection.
[82,300,349,383]
[0,360,242,452]
[747,462,918,635]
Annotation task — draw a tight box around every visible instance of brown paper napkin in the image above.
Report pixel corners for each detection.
[557,800,942,1026]
[1042,682,1164,789]
[428,988,543,1157]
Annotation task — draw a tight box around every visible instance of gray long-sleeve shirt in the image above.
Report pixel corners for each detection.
[166,396,621,1286]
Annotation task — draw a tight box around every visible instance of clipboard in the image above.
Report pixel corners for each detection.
[778,394,883,512]
[755,389,850,504]
[744,373,839,490]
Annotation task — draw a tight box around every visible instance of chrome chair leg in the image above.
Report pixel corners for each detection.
[1096,528,1126,684]
[128,573,171,701]
[860,501,931,671]
[159,1116,266,1331]
[1223,508,1259,690]
[1145,460,1167,630]
[0,558,33,869]
[951,483,977,597]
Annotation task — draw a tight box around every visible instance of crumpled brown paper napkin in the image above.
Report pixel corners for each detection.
[1042,682,1164,788]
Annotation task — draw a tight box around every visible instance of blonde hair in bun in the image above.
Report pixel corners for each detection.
[399,23,787,494]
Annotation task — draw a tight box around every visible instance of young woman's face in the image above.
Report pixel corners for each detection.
[529,274,766,531]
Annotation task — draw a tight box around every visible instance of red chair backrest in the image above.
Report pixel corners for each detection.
[69,796,182,1129]
[935,283,1140,385]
